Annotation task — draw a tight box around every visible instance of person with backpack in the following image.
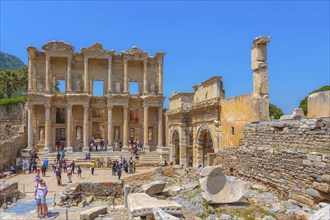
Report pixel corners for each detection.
[55,168,61,186]
[41,163,46,177]
[77,166,82,178]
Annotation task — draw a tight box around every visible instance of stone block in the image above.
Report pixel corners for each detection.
[302,160,313,166]
[80,206,107,220]
[313,182,330,193]
[291,193,314,207]
[321,174,330,184]
[153,207,180,220]
[142,180,166,196]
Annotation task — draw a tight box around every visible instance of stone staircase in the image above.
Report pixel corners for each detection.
[37,151,161,168]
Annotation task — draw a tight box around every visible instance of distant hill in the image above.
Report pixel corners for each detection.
[0,51,26,72]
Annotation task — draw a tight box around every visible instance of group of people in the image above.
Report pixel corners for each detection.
[89,137,106,152]
[34,178,48,218]
[112,156,137,180]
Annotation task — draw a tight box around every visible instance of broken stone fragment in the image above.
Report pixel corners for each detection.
[142,180,166,196]
[153,207,180,220]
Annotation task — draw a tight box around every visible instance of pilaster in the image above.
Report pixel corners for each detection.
[84,57,89,93]
[107,104,113,151]
[122,105,129,152]
[66,104,73,153]
[107,56,113,93]
[123,58,128,93]
[83,104,89,152]
[143,105,150,151]
[143,59,148,94]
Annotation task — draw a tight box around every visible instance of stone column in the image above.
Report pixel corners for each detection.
[107,104,113,152]
[66,104,73,153]
[44,104,51,155]
[122,105,129,152]
[84,57,89,93]
[123,58,128,93]
[66,56,72,92]
[107,56,113,93]
[157,57,163,94]
[143,59,148,94]
[157,107,163,148]
[45,54,50,92]
[143,105,150,152]
[83,104,89,153]
[27,104,33,149]
[28,54,33,91]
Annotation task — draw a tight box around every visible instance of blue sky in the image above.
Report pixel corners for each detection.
[1,1,329,113]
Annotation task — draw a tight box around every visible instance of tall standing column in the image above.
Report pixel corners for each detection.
[45,54,50,92]
[143,59,148,94]
[67,56,72,92]
[157,106,163,148]
[158,58,163,94]
[123,58,128,93]
[84,57,89,93]
[107,104,113,151]
[83,104,89,152]
[122,105,129,152]
[108,56,113,93]
[66,104,73,153]
[144,105,150,152]
[27,104,33,149]
[28,54,33,91]
[44,104,51,155]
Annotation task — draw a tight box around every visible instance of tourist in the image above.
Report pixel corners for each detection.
[123,161,128,173]
[56,152,61,163]
[89,142,93,152]
[44,157,49,168]
[77,166,82,178]
[133,160,137,173]
[34,179,48,218]
[90,160,95,175]
[41,163,46,177]
[63,160,67,173]
[32,160,37,173]
[35,171,41,183]
[61,150,65,159]
[95,144,98,151]
[164,160,168,167]
[79,142,82,152]
[22,160,27,174]
[117,165,122,180]
[112,160,117,176]
[9,164,16,174]
[100,143,103,151]
[70,160,75,174]
[34,179,42,218]
[67,165,72,183]
[29,160,33,174]
[129,157,133,174]
[55,167,62,186]
[52,160,57,173]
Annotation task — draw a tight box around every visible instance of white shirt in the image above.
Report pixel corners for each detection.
[67,167,72,174]
[35,185,48,199]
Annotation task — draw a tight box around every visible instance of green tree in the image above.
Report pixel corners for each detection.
[299,85,330,115]
[269,103,284,119]
[0,70,21,98]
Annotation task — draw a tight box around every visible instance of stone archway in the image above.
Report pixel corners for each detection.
[171,129,180,165]
[196,124,214,166]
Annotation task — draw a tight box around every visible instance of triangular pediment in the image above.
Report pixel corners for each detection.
[42,41,74,51]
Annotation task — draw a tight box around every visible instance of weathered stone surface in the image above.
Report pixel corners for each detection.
[127,193,182,217]
[199,166,247,204]
[313,182,330,194]
[309,204,330,220]
[321,174,330,184]
[165,186,183,196]
[142,180,166,196]
[153,207,180,220]
[291,193,314,207]
[80,206,107,220]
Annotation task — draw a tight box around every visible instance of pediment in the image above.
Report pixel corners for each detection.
[42,41,74,51]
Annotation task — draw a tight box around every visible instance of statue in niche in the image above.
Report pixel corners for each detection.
[115,81,121,92]
[150,84,155,93]
[77,126,82,140]
[115,127,119,140]
[75,79,81,91]
[39,128,44,141]
[148,128,153,140]
[37,79,44,92]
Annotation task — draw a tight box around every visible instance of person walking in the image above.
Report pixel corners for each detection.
[56,152,61,164]
[77,166,82,178]
[22,160,27,174]
[66,165,72,183]
[41,163,46,177]
[90,161,95,175]
[117,165,122,180]
[52,160,57,173]
[70,160,75,174]
[32,160,37,173]
[43,158,49,169]
[55,168,62,186]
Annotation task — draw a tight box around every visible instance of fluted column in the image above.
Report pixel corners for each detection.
[158,107,163,147]
[108,56,113,93]
[122,105,129,152]
[44,104,51,154]
[144,105,150,151]
[27,104,33,148]
[45,54,50,92]
[107,104,113,151]
[158,58,163,94]
[67,56,72,92]
[123,58,128,93]
[84,57,89,93]
[66,104,73,153]
[28,54,33,91]
[83,104,89,152]
[143,59,148,94]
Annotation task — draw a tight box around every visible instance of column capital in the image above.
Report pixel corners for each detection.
[107,104,113,109]
[67,103,73,109]
[123,57,128,64]
[44,103,51,109]
[67,55,72,62]
[122,104,128,110]
[143,104,149,109]
[83,104,89,109]
[84,57,88,63]
[45,53,50,61]
[108,55,112,62]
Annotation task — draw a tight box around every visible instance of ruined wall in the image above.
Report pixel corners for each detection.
[0,182,19,207]
[308,90,330,118]
[220,93,253,149]
[0,104,27,170]
[222,147,330,207]
[240,119,330,151]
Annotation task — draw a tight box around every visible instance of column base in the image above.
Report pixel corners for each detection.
[82,147,90,153]
[66,146,73,154]
[43,147,50,157]
[122,146,129,152]
[107,145,113,152]
[144,145,150,152]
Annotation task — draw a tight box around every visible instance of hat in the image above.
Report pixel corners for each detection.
[38,178,43,182]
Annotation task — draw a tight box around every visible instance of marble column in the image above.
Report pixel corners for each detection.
[27,104,33,149]
[143,105,150,151]
[67,56,72,92]
[143,59,148,94]
[157,107,163,148]
[107,104,113,151]
[122,105,129,152]
[66,104,73,153]
[107,56,113,93]
[123,58,128,93]
[44,104,51,155]
[84,57,89,93]
[158,58,163,94]
[28,54,33,91]
[45,54,50,92]
[83,104,89,153]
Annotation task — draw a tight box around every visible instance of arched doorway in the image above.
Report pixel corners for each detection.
[197,125,214,166]
[171,130,180,165]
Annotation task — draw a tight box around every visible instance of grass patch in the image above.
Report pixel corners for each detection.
[0,96,26,112]
[308,148,330,154]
